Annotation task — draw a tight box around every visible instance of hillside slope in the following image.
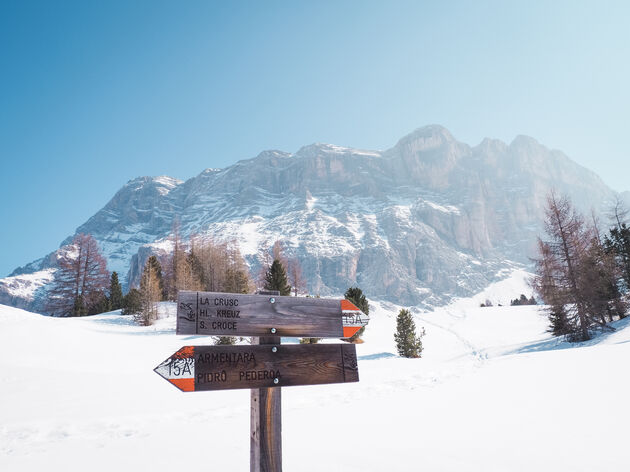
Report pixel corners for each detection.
[2,273,629,471]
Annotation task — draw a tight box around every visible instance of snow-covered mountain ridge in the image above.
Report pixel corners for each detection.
[1,125,622,312]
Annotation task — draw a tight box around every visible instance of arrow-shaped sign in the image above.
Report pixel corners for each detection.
[341,299,368,338]
[154,344,359,392]
[176,291,369,338]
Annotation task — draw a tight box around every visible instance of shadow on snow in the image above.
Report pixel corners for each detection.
[505,317,630,356]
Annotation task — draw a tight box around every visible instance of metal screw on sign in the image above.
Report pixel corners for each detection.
[272,347,278,353]
[273,378,279,385]
[269,297,276,304]
[270,328,277,334]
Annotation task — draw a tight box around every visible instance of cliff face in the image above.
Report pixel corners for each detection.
[2,125,620,311]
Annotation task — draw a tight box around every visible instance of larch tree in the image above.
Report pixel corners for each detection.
[533,192,622,341]
[46,233,109,316]
[224,246,253,294]
[533,240,570,336]
[536,192,592,340]
[137,256,162,326]
[216,245,253,345]
[272,240,287,266]
[163,220,189,300]
[288,257,307,297]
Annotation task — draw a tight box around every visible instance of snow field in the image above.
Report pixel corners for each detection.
[2,271,630,471]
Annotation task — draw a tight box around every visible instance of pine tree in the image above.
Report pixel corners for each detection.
[605,198,630,292]
[510,294,537,306]
[548,305,571,337]
[605,224,630,293]
[263,259,291,296]
[145,256,165,301]
[109,272,124,311]
[88,290,110,315]
[344,286,369,342]
[122,288,142,316]
[394,308,424,358]
[187,248,206,290]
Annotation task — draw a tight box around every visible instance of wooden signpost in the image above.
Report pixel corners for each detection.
[176,290,368,338]
[154,343,359,392]
[156,290,369,472]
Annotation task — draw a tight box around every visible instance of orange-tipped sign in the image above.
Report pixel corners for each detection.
[154,344,359,392]
[153,346,196,392]
[341,299,369,338]
[176,291,369,338]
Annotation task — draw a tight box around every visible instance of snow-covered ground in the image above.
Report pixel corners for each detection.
[2,272,629,471]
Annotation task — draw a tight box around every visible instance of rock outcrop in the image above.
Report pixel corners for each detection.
[2,125,621,312]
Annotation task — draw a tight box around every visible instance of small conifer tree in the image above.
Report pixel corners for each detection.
[145,255,165,301]
[263,259,291,296]
[122,288,142,316]
[87,290,110,315]
[72,294,87,317]
[109,272,124,311]
[547,304,571,337]
[394,308,425,358]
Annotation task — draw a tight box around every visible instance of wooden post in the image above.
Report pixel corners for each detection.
[157,289,365,470]
[251,334,282,472]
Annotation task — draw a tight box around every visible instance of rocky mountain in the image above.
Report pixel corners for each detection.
[1,125,621,312]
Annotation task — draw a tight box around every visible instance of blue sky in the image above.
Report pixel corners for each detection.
[1,0,629,276]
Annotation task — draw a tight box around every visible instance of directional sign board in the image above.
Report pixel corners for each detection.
[341,299,368,338]
[154,343,359,392]
[176,291,369,338]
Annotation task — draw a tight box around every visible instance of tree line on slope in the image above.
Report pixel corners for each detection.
[534,193,630,342]
[44,220,430,356]
[479,294,536,308]
[45,228,382,345]
[45,191,630,350]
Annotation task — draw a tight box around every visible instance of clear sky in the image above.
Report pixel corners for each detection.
[1,0,629,277]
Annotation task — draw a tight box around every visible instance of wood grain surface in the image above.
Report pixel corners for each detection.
[158,343,360,391]
[251,335,282,472]
[176,291,344,337]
